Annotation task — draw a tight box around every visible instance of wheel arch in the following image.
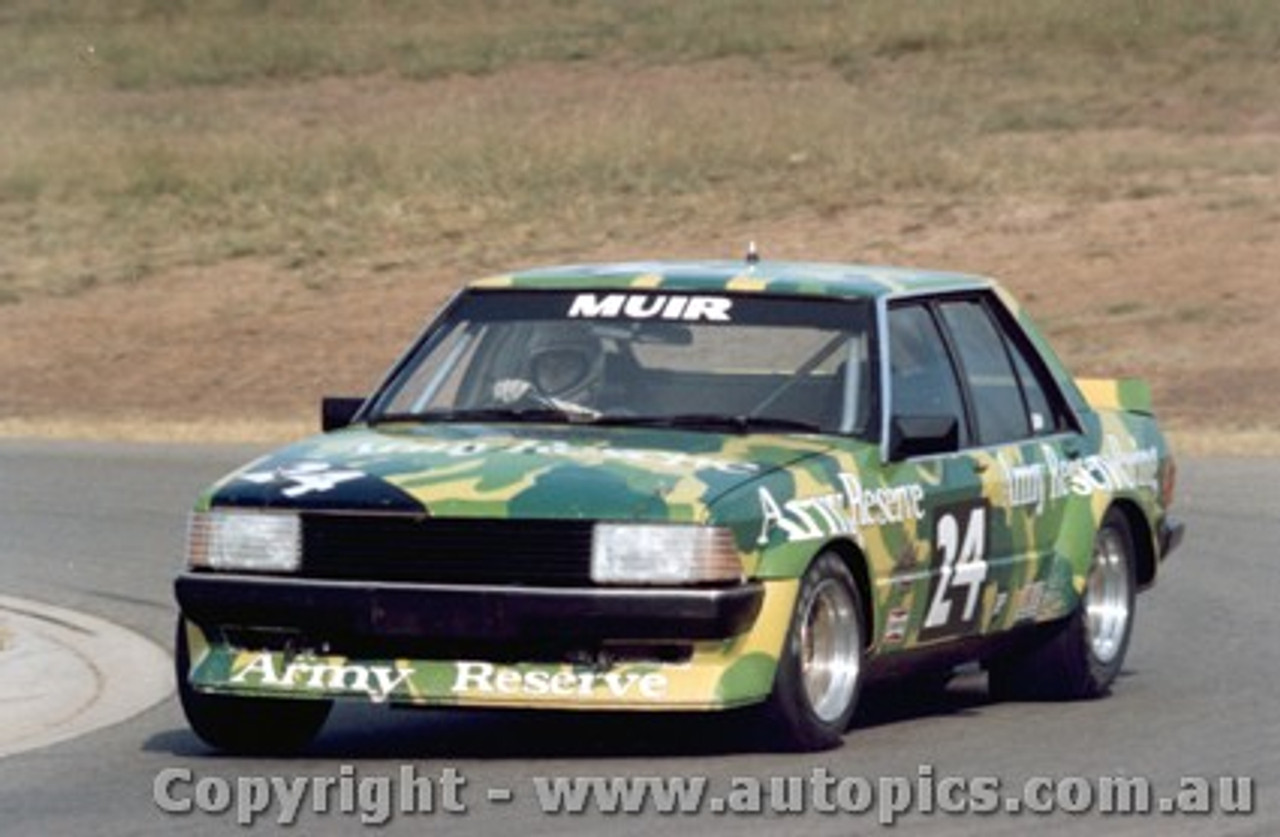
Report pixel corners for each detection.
[816,538,874,648]
[1107,498,1156,588]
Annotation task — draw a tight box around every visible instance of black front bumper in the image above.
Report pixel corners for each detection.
[175,573,764,646]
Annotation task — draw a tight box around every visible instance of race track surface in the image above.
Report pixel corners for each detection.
[0,441,1274,835]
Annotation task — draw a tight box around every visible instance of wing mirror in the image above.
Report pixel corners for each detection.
[321,396,365,432]
[888,414,959,461]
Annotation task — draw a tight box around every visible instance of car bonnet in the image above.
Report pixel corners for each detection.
[200,423,845,523]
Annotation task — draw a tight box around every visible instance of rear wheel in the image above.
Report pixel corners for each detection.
[989,508,1136,700]
[175,618,332,754]
[761,552,865,751]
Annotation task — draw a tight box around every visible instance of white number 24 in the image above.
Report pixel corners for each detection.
[924,505,990,633]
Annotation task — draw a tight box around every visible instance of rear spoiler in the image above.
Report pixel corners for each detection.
[1075,377,1154,415]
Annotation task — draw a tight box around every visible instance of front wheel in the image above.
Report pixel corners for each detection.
[989,508,1137,700]
[175,618,332,754]
[760,552,865,751]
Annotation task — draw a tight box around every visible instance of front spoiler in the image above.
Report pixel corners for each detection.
[176,576,797,711]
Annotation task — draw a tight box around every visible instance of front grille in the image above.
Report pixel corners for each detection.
[301,515,595,586]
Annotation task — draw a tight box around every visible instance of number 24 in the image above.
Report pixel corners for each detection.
[924,506,989,631]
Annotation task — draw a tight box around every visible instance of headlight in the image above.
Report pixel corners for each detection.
[591,524,742,585]
[187,510,301,573]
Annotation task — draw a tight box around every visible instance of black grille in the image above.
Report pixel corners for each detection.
[301,515,595,586]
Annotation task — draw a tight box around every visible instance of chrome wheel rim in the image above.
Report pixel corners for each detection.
[799,578,861,722]
[1085,527,1132,664]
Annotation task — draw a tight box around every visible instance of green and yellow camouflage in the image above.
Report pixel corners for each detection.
[175,260,1183,750]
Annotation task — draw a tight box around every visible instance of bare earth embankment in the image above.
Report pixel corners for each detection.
[1,3,1277,452]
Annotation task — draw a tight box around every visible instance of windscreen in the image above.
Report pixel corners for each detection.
[370,290,877,438]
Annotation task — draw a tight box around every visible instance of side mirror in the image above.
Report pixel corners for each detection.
[321,397,365,432]
[888,414,958,461]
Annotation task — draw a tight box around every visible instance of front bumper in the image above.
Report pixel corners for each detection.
[176,573,791,711]
[175,572,763,644]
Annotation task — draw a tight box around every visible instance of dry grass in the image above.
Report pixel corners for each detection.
[2,1,1279,301]
[1,1,1278,444]
[4,1,1278,90]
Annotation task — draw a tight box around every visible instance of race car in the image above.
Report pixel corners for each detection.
[174,259,1183,752]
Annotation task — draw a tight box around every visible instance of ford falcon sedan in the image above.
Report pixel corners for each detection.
[174,259,1183,752]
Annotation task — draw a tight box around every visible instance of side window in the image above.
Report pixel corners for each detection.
[938,299,1031,446]
[888,304,967,446]
[984,295,1076,436]
[1007,342,1056,435]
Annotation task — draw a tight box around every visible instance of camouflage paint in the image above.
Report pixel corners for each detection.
[180,261,1178,711]
[184,579,799,710]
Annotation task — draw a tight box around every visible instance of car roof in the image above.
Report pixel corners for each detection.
[468,260,993,301]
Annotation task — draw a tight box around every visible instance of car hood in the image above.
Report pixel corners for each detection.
[204,423,842,522]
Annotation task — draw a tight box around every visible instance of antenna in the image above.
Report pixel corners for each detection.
[746,241,759,265]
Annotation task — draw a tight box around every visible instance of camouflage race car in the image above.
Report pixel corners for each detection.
[174,259,1184,752]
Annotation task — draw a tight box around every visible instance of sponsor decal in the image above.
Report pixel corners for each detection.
[1013,580,1046,623]
[756,473,926,545]
[996,454,1047,514]
[991,589,1009,621]
[239,461,365,497]
[451,662,668,700]
[349,438,759,476]
[883,608,910,644]
[994,436,1161,516]
[567,293,733,323]
[1047,435,1160,496]
[504,440,758,475]
[230,653,414,704]
[351,439,490,458]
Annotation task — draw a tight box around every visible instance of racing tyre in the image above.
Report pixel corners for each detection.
[989,508,1136,700]
[175,618,332,754]
[761,552,865,751]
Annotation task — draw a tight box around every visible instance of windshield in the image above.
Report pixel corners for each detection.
[369,290,878,438]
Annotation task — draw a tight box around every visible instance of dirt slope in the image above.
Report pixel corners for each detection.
[1,71,1276,442]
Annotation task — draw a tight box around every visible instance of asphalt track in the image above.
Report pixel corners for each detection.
[0,440,1275,835]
